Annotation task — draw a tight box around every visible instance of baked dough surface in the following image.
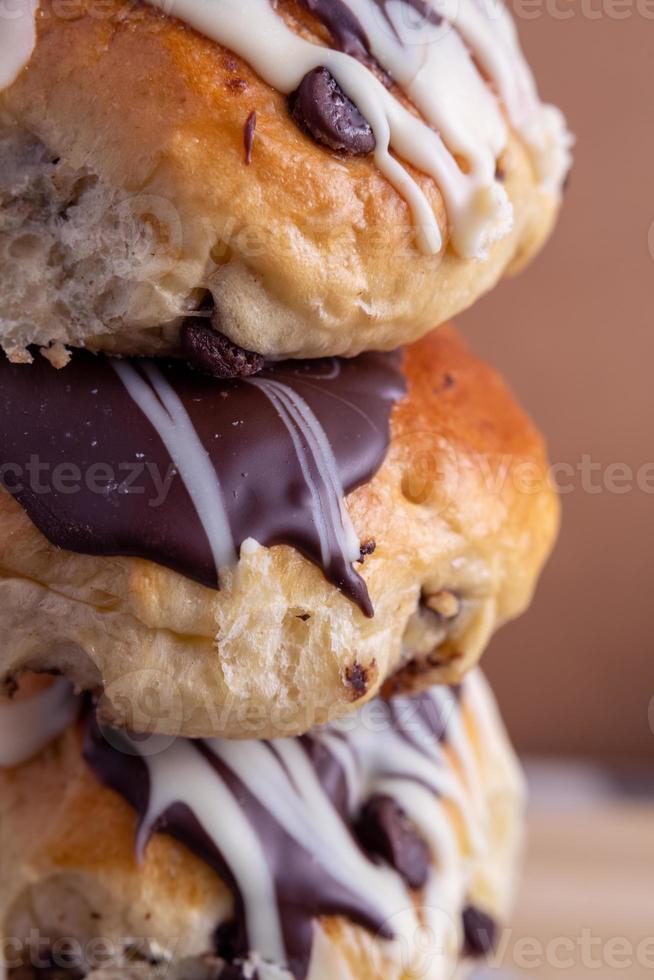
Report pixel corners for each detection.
[0,328,559,737]
[0,0,560,363]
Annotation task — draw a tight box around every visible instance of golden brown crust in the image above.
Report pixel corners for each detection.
[0,679,523,980]
[0,0,560,362]
[0,327,559,738]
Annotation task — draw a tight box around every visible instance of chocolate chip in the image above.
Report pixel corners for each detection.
[243,110,256,165]
[358,538,376,563]
[355,794,430,889]
[345,662,369,697]
[290,67,376,156]
[462,904,498,958]
[181,319,264,380]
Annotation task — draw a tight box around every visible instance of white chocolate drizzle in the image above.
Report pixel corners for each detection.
[112,359,365,592]
[1,0,571,256]
[0,678,79,768]
[98,673,516,979]
[112,360,238,575]
[139,0,571,255]
[247,377,361,568]
[0,0,37,90]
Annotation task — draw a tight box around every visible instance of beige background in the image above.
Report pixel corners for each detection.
[471,783,654,980]
[458,2,654,762]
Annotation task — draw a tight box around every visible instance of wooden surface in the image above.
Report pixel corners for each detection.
[473,764,654,980]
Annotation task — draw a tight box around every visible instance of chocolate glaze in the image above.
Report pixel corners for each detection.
[83,685,460,980]
[291,67,376,155]
[83,726,389,979]
[299,1,442,73]
[377,0,443,30]
[301,0,370,59]
[0,350,404,613]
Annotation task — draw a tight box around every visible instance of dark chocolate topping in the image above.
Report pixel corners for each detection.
[0,349,404,613]
[84,725,392,978]
[355,794,430,889]
[291,67,376,155]
[462,904,498,958]
[83,685,462,980]
[181,319,265,379]
[299,0,442,73]
[300,0,373,65]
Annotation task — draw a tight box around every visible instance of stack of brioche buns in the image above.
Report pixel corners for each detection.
[0,2,568,977]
